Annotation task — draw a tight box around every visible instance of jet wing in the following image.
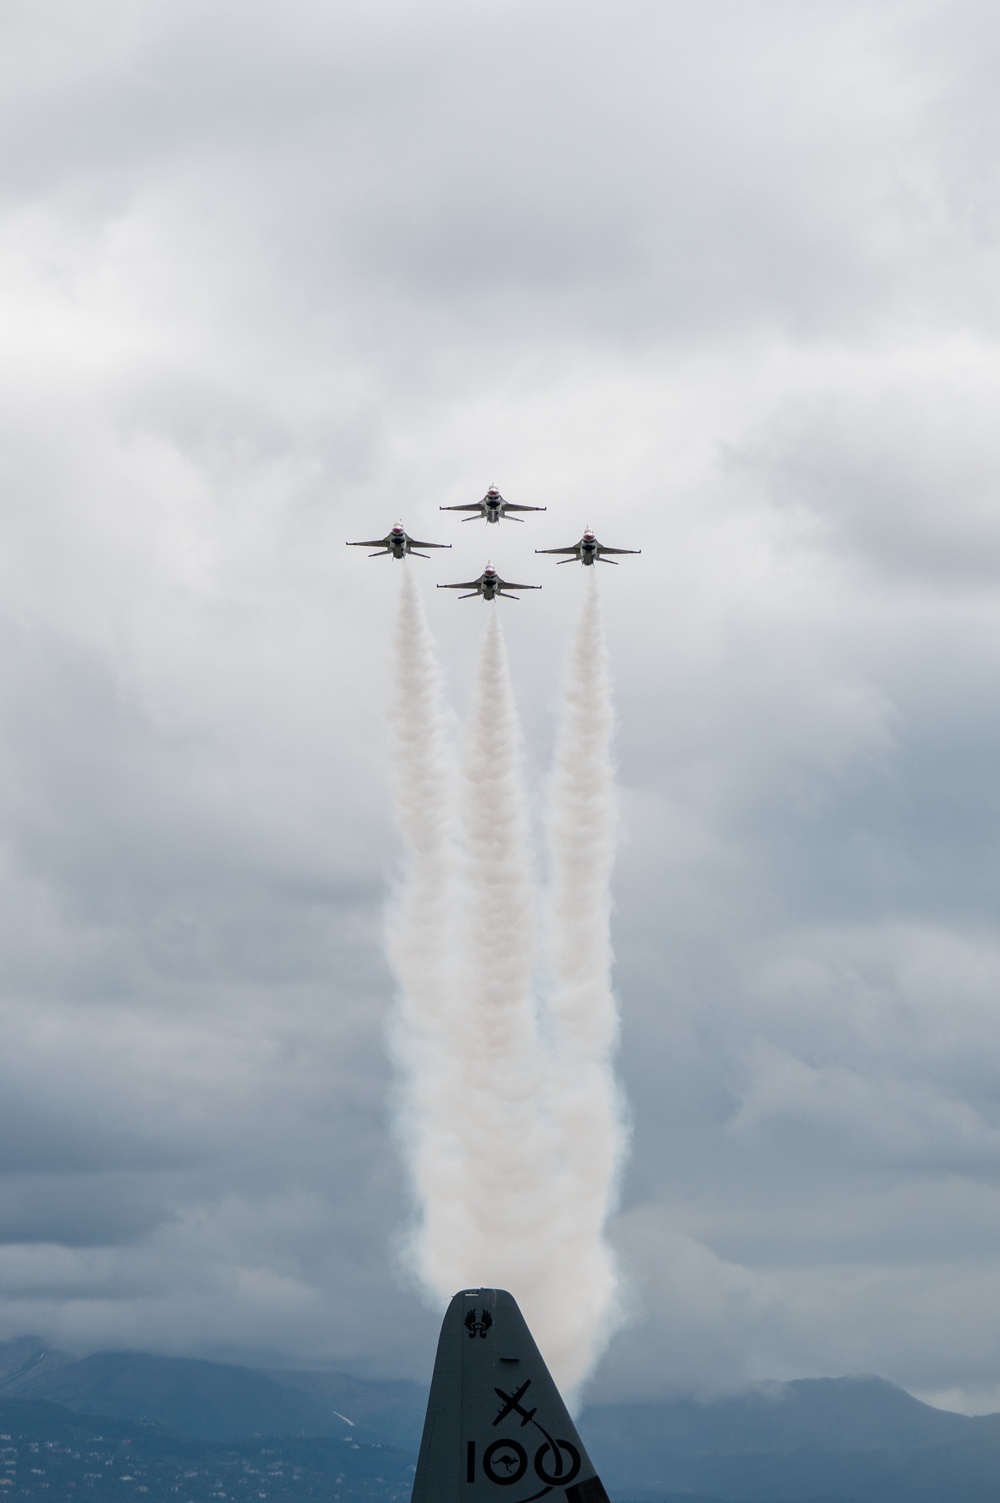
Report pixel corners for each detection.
[346,538,391,548]
[534,546,580,556]
[439,503,484,513]
[504,503,546,512]
[437,579,483,590]
[409,540,452,549]
[598,545,641,555]
[498,581,541,591]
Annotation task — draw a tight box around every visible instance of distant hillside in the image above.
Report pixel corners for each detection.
[0,1395,413,1501]
[6,1338,1000,1501]
[262,1369,426,1452]
[582,1375,1000,1501]
[0,1338,426,1446]
[0,1336,75,1388]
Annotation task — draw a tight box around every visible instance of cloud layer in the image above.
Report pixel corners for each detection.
[1,0,1000,1409]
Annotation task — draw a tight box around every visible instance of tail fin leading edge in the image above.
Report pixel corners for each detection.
[411,1288,609,1503]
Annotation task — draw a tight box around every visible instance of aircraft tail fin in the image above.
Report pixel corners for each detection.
[411,1288,609,1503]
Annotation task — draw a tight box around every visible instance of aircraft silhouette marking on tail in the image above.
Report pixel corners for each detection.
[411,1288,610,1503]
[492,1380,537,1427]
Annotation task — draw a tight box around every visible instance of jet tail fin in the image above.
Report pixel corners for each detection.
[411,1288,609,1503]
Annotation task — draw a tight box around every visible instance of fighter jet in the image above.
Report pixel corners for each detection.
[440,485,546,524]
[411,1287,610,1503]
[536,528,641,566]
[346,523,451,560]
[437,563,541,601]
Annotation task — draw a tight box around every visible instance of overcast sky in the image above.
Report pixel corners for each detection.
[3,0,1000,1413]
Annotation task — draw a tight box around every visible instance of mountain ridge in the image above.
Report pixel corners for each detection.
[4,1337,1000,1500]
[0,1336,426,1446]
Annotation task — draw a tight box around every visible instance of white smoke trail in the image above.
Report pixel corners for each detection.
[385,566,466,1296]
[387,591,557,1318]
[542,573,627,1386]
[425,609,558,1305]
[386,576,626,1397]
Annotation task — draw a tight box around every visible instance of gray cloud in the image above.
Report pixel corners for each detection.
[0,0,1000,1413]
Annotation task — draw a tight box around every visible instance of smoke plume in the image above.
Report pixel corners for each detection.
[385,567,463,1295]
[543,575,627,1377]
[442,612,557,1293]
[387,573,626,1394]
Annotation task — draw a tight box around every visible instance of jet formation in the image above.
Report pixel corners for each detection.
[346,486,639,599]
